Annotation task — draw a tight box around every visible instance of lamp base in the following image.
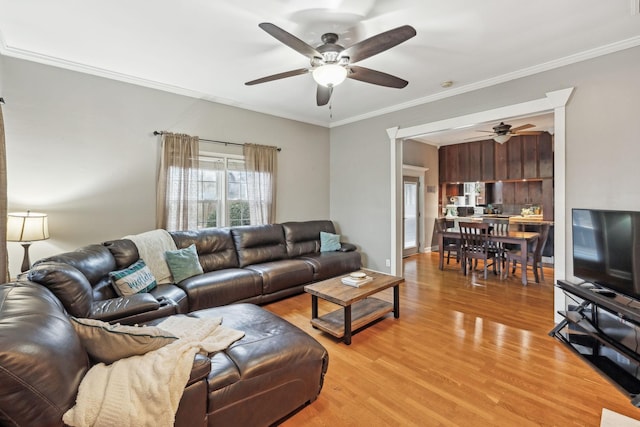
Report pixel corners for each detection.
[20,242,32,273]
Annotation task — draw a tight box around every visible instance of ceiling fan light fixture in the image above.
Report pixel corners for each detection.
[312,64,347,87]
[494,134,512,144]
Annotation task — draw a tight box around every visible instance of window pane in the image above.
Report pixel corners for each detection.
[227,159,249,226]
[198,156,224,228]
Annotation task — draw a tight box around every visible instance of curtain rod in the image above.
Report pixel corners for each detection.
[153,131,281,151]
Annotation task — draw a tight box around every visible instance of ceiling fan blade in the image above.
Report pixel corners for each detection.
[514,131,542,135]
[348,66,408,88]
[245,68,309,85]
[259,23,322,59]
[317,85,333,106]
[476,130,497,133]
[342,25,416,64]
[510,123,535,132]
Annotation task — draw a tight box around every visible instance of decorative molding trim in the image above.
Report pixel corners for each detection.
[402,164,429,174]
[331,36,640,127]
[394,87,574,145]
[1,28,637,128]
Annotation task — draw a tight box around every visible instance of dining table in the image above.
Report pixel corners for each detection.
[437,227,540,285]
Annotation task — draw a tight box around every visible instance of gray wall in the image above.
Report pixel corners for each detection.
[331,45,640,274]
[2,56,330,278]
[3,45,640,279]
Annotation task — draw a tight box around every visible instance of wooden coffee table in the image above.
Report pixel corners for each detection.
[304,269,403,345]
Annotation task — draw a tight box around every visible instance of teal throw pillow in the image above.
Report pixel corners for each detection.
[165,244,204,283]
[320,231,341,252]
[109,258,157,297]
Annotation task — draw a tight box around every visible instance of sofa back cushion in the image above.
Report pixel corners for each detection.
[282,220,337,257]
[0,283,89,427]
[103,239,140,269]
[28,261,94,317]
[31,244,118,302]
[231,224,287,267]
[170,228,239,272]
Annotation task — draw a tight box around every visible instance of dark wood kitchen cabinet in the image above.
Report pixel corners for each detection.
[481,140,494,181]
[514,181,543,205]
[507,137,523,180]
[494,141,508,181]
[538,132,553,178]
[522,135,539,179]
[467,141,482,182]
[438,132,552,184]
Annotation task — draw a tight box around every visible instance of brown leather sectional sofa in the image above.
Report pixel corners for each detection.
[0,220,360,426]
[27,220,361,324]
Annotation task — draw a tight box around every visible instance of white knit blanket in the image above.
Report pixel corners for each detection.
[63,316,245,427]
[125,229,177,284]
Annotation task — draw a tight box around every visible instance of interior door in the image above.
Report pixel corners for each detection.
[403,176,419,257]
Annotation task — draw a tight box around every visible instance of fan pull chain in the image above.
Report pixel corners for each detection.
[329,100,333,119]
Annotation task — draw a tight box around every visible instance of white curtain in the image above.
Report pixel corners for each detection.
[243,143,277,225]
[156,132,200,231]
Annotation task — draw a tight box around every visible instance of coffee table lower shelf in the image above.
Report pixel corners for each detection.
[310,297,393,339]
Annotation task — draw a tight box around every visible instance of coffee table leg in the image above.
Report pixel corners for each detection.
[393,285,400,318]
[344,305,352,345]
[311,295,318,319]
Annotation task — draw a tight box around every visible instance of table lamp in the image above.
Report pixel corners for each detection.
[7,211,50,272]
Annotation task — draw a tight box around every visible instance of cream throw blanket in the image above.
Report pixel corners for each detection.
[125,229,177,284]
[63,316,244,427]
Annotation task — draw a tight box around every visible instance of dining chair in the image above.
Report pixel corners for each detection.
[458,222,495,279]
[503,222,551,282]
[435,218,459,265]
[482,218,511,274]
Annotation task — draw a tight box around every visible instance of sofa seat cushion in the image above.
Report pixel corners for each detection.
[177,269,262,311]
[298,251,362,281]
[190,304,328,427]
[245,259,313,294]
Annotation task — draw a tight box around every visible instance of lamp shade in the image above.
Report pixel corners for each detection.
[312,64,347,87]
[7,212,50,242]
[494,134,512,144]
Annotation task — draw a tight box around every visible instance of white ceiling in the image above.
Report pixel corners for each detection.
[1,1,639,128]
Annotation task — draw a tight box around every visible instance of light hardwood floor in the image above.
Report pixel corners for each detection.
[263,252,640,426]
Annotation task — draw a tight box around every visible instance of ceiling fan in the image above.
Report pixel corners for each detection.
[473,122,541,143]
[245,22,416,106]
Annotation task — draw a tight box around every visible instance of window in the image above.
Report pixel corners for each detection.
[197,154,250,228]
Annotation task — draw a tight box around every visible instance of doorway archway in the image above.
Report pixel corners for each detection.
[387,87,573,318]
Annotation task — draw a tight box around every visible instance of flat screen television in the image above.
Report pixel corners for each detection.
[572,208,640,300]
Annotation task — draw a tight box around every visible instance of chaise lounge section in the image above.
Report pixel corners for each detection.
[0,281,329,426]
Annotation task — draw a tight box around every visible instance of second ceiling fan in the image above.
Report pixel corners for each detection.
[473,122,542,143]
[245,22,416,106]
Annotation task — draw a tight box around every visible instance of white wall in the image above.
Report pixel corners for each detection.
[330,45,640,274]
[2,56,330,278]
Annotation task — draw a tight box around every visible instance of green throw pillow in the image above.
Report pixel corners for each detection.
[109,258,157,297]
[70,317,177,364]
[165,244,204,283]
[320,231,341,252]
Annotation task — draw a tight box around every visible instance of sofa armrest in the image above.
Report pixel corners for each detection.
[339,242,357,252]
[90,293,161,322]
[187,354,212,387]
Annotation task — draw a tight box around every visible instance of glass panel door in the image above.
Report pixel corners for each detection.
[403,177,419,257]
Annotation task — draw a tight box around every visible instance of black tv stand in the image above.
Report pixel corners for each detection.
[550,280,640,407]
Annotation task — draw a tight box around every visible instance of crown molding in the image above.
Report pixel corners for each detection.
[1,29,638,129]
[330,35,640,128]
